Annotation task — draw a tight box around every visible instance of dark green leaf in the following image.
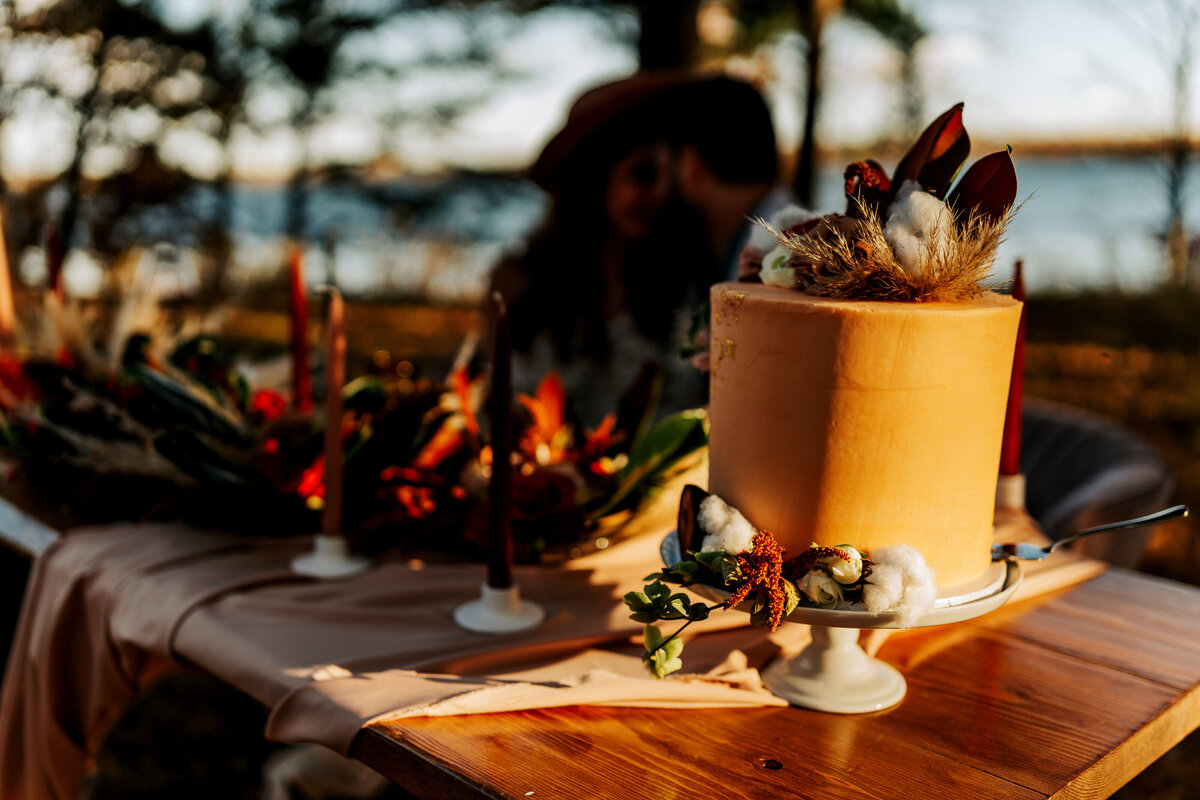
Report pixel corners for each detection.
[616,361,664,447]
[587,410,707,521]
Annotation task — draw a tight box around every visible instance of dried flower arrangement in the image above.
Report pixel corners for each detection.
[0,292,705,560]
[742,103,1018,302]
[626,486,936,678]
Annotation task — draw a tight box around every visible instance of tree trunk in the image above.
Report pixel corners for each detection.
[792,0,825,206]
[60,37,113,255]
[635,0,700,69]
[1164,11,1193,286]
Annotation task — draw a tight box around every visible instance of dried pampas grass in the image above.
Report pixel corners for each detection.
[756,202,1017,303]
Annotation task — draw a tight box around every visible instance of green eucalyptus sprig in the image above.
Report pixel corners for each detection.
[623,550,741,678]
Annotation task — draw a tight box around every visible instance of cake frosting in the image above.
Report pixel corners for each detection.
[707,283,1021,590]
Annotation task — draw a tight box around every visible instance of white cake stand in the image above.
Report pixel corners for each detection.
[660,534,1022,713]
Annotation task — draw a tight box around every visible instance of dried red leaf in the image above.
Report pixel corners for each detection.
[843,160,892,217]
[676,484,709,554]
[889,103,970,201]
[946,148,1018,224]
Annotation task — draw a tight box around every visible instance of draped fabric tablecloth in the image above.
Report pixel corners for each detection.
[0,469,811,800]
[0,491,1100,800]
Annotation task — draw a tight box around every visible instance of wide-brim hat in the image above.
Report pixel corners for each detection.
[530,69,697,191]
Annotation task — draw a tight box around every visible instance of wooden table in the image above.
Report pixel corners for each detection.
[2,493,1196,800]
[351,568,1200,800]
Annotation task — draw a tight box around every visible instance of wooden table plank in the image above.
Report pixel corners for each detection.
[356,570,1200,800]
[885,630,1183,797]
[970,571,1200,690]
[364,705,1047,800]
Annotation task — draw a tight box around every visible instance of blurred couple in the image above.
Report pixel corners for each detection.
[490,70,791,425]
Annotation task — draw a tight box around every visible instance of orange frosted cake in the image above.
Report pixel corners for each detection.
[629,104,1023,677]
[707,284,1021,590]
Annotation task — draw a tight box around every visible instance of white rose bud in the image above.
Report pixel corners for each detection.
[821,545,863,584]
[759,245,799,289]
[798,572,843,608]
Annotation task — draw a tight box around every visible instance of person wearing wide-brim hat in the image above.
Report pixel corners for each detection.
[529,70,697,193]
[490,70,777,424]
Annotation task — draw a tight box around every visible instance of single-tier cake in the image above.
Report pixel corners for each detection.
[707,283,1021,591]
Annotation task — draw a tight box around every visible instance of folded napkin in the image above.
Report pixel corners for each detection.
[267,649,788,754]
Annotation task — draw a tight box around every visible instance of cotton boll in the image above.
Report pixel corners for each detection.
[861,545,937,627]
[697,495,757,554]
[862,564,903,614]
[884,180,953,276]
[760,245,799,289]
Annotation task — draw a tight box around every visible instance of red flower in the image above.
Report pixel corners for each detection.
[250,389,288,425]
[0,358,39,408]
[297,456,324,504]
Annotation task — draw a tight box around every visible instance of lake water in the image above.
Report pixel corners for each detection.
[43,154,1198,302]
[819,153,1197,293]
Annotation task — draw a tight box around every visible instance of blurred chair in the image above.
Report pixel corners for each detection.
[1020,397,1176,568]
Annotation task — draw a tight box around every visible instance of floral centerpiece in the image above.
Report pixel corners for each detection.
[342,365,707,562]
[627,486,936,677]
[0,292,705,560]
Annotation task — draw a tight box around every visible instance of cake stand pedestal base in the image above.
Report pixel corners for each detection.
[762,625,905,713]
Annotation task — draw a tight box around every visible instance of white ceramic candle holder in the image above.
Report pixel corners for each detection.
[454,582,545,634]
[291,534,371,578]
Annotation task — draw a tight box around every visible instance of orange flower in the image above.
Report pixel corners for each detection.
[517,371,572,463]
[579,413,620,462]
[449,365,480,438]
[412,422,467,470]
[727,531,788,631]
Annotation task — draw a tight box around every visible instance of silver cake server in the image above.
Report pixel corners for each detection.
[992,504,1188,561]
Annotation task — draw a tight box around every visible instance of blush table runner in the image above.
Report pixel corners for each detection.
[0,499,1097,800]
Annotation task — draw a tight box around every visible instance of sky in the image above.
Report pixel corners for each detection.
[0,0,1196,180]
[432,0,1197,173]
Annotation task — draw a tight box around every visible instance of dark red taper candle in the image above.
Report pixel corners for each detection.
[289,245,313,414]
[44,223,63,302]
[999,260,1025,476]
[487,293,514,589]
[322,287,345,537]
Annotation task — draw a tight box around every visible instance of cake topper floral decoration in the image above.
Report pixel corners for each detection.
[745,103,1018,303]
[626,485,937,678]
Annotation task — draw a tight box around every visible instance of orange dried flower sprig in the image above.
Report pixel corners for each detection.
[726,531,792,632]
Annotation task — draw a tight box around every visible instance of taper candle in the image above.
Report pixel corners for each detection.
[0,208,15,344]
[999,260,1026,476]
[487,293,514,589]
[45,223,64,302]
[322,287,345,537]
[290,245,313,414]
